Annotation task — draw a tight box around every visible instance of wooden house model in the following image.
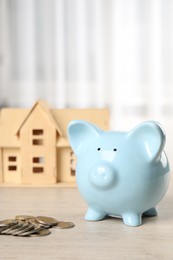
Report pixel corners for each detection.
[0,100,109,185]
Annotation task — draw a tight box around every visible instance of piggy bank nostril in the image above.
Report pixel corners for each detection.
[97,166,107,178]
[89,163,116,189]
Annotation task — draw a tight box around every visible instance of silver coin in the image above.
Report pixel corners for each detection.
[1,222,23,235]
[39,223,51,229]
[14,224,35,236]
[20,226,42,237]
[28,219,42,228]
[12,223,31,235]
[0,226,9,234]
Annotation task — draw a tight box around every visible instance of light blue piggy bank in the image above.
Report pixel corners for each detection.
[68,120,170,226]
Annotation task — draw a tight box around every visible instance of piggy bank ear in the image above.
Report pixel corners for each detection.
[128,121,166,162]
[68,120,102,155]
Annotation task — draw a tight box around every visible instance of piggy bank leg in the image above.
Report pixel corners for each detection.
[143,207,157,217]
[122,213,142,227]
[85,207,106,221]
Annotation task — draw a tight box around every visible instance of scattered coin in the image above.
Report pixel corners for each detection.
[40,224,51,229]
[30,229,51,237]
[55,221,75,229]
[0,215,75,237]
[35,216,58,226]
[28,219,42,228]
[28,218,50,229]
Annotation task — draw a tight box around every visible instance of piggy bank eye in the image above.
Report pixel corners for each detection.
[113,148,117,152]
[97,148,101,151]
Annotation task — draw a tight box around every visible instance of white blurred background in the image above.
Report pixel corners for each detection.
[0,0,173,165]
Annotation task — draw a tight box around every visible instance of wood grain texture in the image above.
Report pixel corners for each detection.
[0,176,173,260]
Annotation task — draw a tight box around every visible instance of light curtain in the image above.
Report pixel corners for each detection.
[0,0,173,162]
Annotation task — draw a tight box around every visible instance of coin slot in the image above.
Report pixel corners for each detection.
[33,167,44,173]
[8,166,17,171]
[8,156,17,162]
[32,139,44,145]
[32,129,44,136]
[33,157,44,163]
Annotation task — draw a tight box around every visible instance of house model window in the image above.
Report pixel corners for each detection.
[32,157,44,163]
[8,156,17,162]
[8,156,17,172]
[32,129,44,145]
[32,157,44,174]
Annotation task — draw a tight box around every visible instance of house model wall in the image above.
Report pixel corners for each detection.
[0,100,109,185]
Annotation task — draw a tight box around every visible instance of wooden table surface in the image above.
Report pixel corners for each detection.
[0,178,173,260]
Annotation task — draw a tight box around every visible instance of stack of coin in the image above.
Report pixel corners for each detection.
[0,215,75,237]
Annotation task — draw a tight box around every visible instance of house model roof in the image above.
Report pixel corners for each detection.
[0,100,109,148]
[16,100,63,136]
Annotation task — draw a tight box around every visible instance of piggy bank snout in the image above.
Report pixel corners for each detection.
[89,162,116,189]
